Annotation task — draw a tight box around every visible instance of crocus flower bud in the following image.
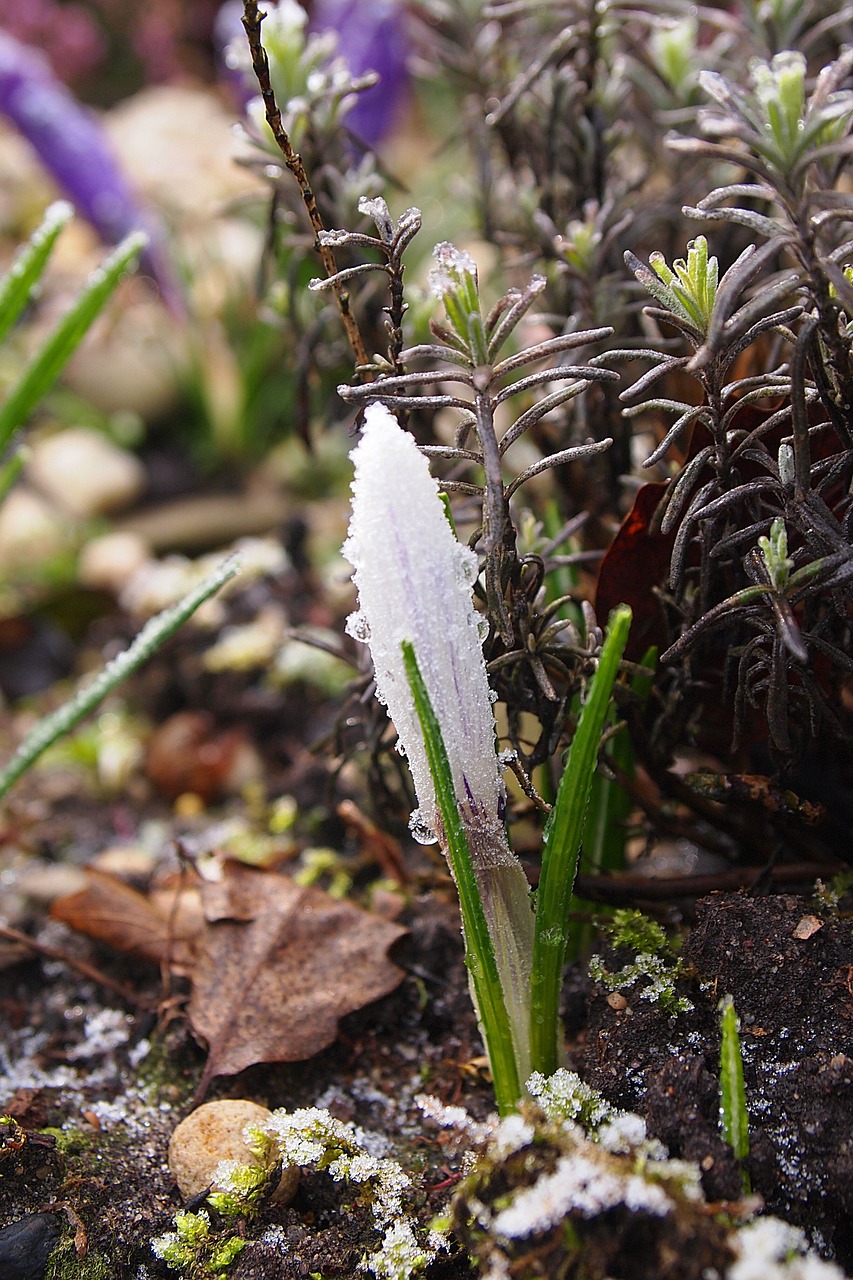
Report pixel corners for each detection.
[344,403,535,1081]
[344,401,500,842]
[309,0,409,146]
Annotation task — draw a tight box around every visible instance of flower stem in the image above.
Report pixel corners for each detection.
[402,640,522,1114]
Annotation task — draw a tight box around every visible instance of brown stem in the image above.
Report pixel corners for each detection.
[574,862,827,904]
[0,921,153,1009]
[241,0,371,377]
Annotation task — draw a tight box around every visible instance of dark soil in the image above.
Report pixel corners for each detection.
[585,892,853,1269]
[2,794,852,1278]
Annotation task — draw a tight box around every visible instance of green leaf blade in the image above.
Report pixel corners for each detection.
[0,230,146,451]
[0,554,241,804]
[402,639,522,1113]
[529,605,632,1077]
[719,994,751,1189]
[0,201,74,347]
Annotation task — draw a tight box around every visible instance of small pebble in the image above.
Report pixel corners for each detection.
[0,488,68,573]
[89,844,156,882]
[792,914,822,940]
[168,1099,299,1206]
[606,992,629,1011]
[0,1212,62,1280]
[78,531,150,595]
[28,428,145,518]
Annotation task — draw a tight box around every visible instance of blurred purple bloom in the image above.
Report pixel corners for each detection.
[214,0,408,147]
[215,1,254,110]
[0,30,181,309]
[309,0,408,146]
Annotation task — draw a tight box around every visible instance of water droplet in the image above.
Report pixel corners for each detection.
[476,617,490,642]
[345,611,371,643]
[408,808,438,845]
[456,549,479,587]
[488,689,498,704]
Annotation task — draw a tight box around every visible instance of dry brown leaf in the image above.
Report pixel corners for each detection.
[50,868,201,971]
[189,862,407,1093]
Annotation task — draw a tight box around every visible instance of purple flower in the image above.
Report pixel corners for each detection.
[309,0,408,146]
[0,30,180,309]
[215,0,408,148]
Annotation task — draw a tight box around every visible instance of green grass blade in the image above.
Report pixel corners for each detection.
[402,640,521,1114]
[0,445,25,507]
[529,604,632,1076]
[0,555,241,804]
[0,230,146,451]
[0,202,74,347]
[583,646,657,876]
[719,994,751,1191]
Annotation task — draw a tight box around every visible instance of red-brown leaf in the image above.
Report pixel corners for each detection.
[595,482,675,660]
[50,868,201,971]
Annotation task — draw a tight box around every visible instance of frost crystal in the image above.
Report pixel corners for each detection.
[728,1218,846,1280]
[344,403,504,844]
[428,241,479,299]
[490,1151,673,1237]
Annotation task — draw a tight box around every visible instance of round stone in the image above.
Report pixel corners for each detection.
[167,1099,299,1206]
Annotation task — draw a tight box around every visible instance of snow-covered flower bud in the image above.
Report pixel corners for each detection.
[344,403,535,1083]
[344,401,501,845]
[428,241,488,363]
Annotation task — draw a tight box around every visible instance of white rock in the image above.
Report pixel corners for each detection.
[0,486,69,572]
[28,428,145,518]
[104,86,264,218]
[78,531,150,595]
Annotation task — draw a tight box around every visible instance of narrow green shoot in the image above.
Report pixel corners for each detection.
[584,646,657,877]
[719,994,751,1193]
[402,639,521,1114]
[0,447,25,508]
[0,555,241,804]
[529,605,632,1076]
[0,201,74,346]
[0,229,146,451]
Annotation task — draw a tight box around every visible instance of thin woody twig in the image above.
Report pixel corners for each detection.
[241,0,371,377]
[0,921,153,1009]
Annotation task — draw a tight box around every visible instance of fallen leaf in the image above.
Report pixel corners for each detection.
[51,868,201,971]
[189,862,407,1093]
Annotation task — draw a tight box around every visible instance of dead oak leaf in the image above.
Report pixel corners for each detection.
[190,862,407,1092]
[50,868,201,972]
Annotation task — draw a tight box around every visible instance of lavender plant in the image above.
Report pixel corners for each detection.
[238,0,853,902]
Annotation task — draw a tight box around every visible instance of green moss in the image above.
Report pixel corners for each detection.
[604,908,676,958]
[589,951,692,1015]
[39,1126,92,1157]
[45,1241,114,1280]
[133,1029,199,1104]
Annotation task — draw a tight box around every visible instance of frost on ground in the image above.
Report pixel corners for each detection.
[437,1071,850,1280]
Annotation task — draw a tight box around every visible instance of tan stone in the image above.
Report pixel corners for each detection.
[0,486,69,572]
[167,1099,299,1206]
[78,531,150,595]
[28,428,145,518]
